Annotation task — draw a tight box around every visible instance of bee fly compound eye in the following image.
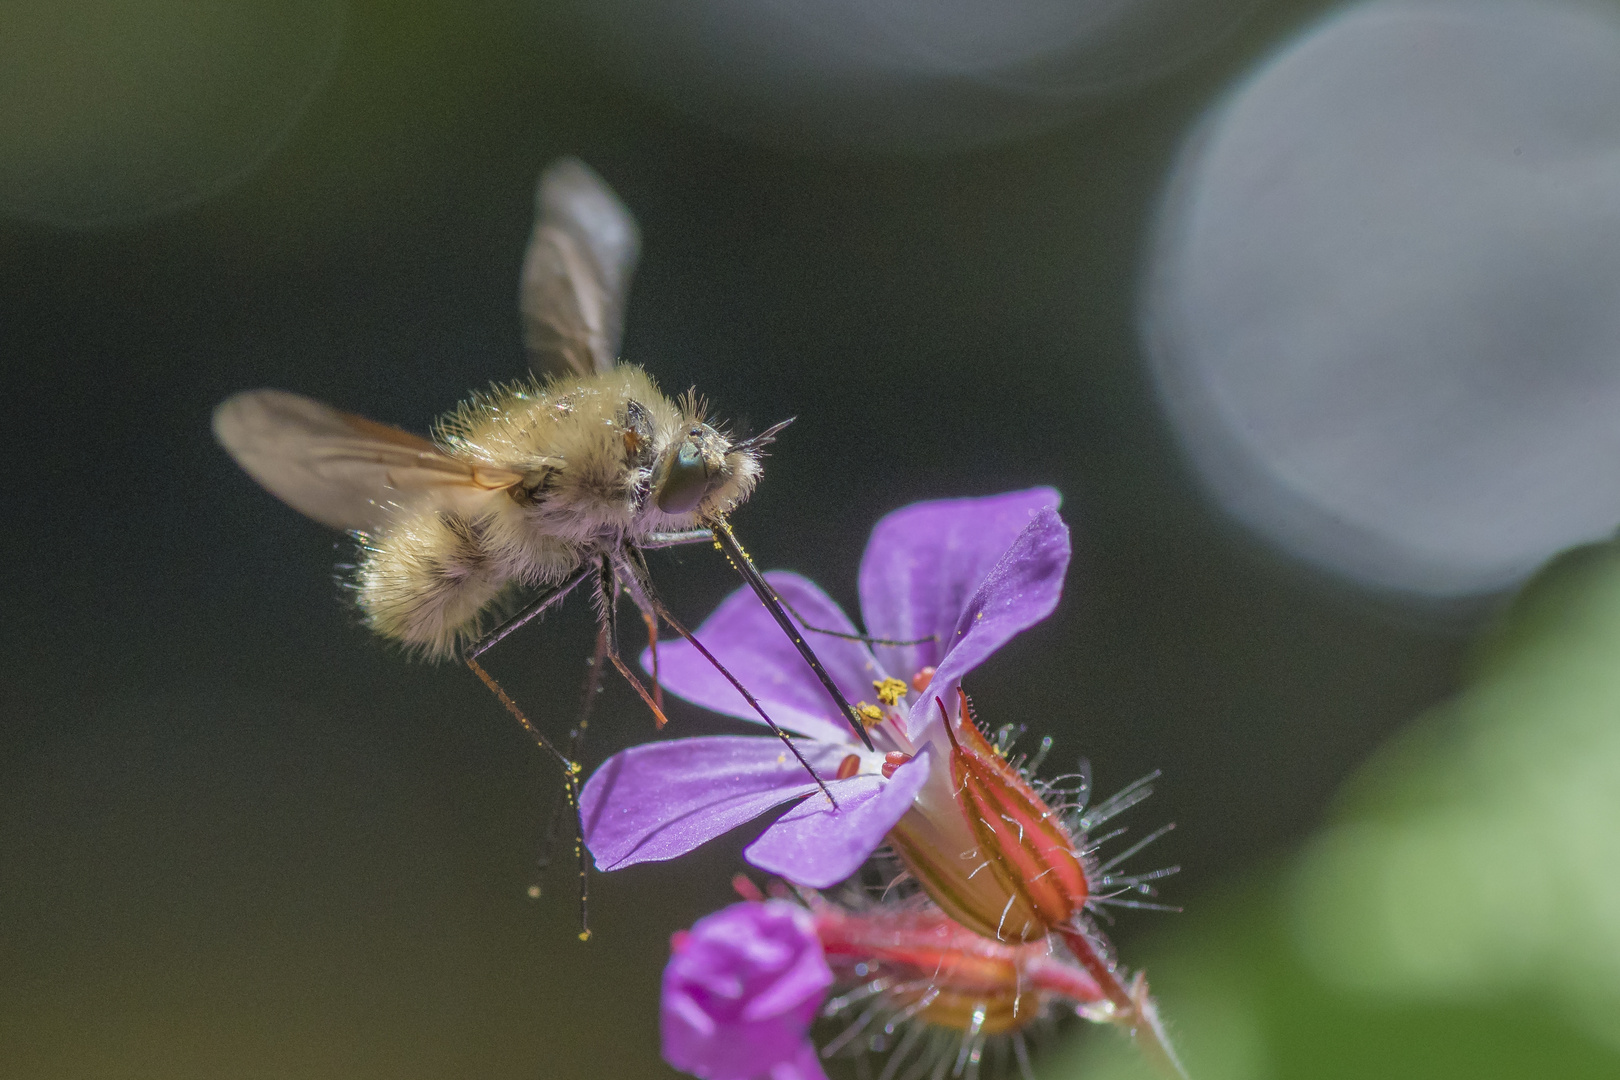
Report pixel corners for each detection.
[653,440,714,514]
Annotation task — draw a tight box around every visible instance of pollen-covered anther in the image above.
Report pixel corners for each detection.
[911,666,935,693]
[855,702,886,727]
[881,752,912,779]
[873,677,908,706]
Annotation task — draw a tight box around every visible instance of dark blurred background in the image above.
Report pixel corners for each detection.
[4,1,1615,1077]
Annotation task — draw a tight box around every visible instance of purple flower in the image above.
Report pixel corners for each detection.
[662,900,833,1080]
[580,488,1070,888]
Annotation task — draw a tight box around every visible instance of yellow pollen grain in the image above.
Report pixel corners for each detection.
[856,702,886,727]
[873,677,908,706]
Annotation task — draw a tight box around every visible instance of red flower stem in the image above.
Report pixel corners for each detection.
[1023,955,1107,1004]
[1052,923,1133,1013]
[1055,924,1188,1080]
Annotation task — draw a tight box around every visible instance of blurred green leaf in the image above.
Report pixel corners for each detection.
[1294,541,1620,1045]
[1050,540,1620,1078]
[1048,877,1620,1080]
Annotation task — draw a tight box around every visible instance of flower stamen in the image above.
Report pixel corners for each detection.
[874,677,909,705]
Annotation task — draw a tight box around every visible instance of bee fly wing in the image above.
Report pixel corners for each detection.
[213,389,523,532]
[520,158,642,381]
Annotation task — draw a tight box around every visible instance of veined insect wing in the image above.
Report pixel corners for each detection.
[212,389,523,532]
[521,157,640,380]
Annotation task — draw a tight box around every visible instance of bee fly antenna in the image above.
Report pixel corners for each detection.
[705,515,878,753]
[735,417,795,454]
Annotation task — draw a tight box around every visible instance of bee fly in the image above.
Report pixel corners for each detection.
[214,159,888,936]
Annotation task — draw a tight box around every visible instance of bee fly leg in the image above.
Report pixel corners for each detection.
[616,546,839,809]
[569,624,609,761]
[462,653,592,940]
[637,531,715,711]
[772,592,935,649]
[674,523,926,648]
[461,567,602,941]
[467,562,594,661]
[595,556,672,728]
[532,625,607,909]
[641,528,714,550]
[642,610,664,713]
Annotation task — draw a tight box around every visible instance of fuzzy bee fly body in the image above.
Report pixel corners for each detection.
[336,369,761,660]
[214,160,881,945]
[214,159,779,661]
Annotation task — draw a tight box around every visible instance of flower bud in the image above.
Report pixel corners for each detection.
[887,693,1089,944]
[662,900,833,1080]
[813,901,1105,1037]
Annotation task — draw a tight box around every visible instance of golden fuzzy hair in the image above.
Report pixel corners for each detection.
[351,366,763,659]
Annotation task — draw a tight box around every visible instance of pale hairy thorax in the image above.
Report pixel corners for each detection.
[357,366,764,659]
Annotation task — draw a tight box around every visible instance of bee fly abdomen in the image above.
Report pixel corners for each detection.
[354,508,508,661]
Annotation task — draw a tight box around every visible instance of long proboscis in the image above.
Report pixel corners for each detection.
[705,515,877,753]
[733,416,795,455]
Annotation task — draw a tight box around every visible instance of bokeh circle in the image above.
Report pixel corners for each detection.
[1145,0,1620,597]
[0,0,346,229]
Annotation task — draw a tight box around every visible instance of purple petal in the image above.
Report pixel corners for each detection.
[662,900,832,1080]
[644,572,883,746]
[744,746,935,888]
[858,488,1062,681]
[582,736,853,870]
[768,1041,830,1080]
[903,509,1071,740]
